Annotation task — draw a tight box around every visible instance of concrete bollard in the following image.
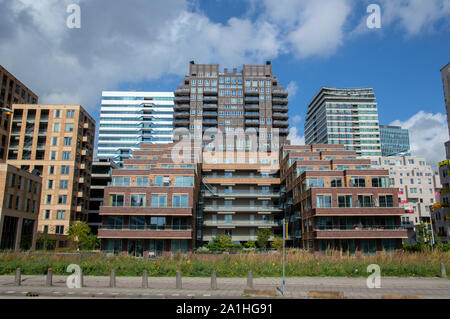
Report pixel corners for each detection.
[247,270,254,289]
[15,268,21,286]
[441,263,447,278]
[110,269,116,288]
[46,268,53,286]
[176,271,182,289]
[211,270,217,290]
[142,270,148,288]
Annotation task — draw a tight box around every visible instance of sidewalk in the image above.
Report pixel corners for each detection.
[0,275,449,299]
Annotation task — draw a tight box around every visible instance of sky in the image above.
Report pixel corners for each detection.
[0,0,449,169]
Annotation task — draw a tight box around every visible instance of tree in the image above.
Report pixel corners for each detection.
[245,241,256,249]
[416,222,439,246]
[81,234,100,250]
[36,231,53,250]
[68,222,91,250]
[206,235,236,251]
[256,228,272,249]
[271,236,283,250]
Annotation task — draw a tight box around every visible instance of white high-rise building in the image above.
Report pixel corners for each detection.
[366,155,441,243]
[97,91,174,163]
[305,87,382,156]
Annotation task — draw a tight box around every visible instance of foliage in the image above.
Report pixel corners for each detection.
[245,241,256,249]
[0,249,448,277]
[205,235,240,252]
[256,228,272,249]
[67,222,100,250]
[36,232,54,250]
[270,237,284,250]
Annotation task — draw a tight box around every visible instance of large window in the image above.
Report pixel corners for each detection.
[154,176,170,186]
[150,217,166,230]
[136,177,148,186]
[130,216,145,230]
[316,195,332,208]
[338,195,352,208]
[303,178,324,191]
[330,178,342,187]
[351,177,366,187]
[130,194,146,207]
[173,194,188,208]
[379,195,394,207]
[112,177,130,186]
[109,194,124,207]
[107,216,122,229]
[175,176,193,187]
[151,194,167,208]
[372,177,387,187]
[357,195,373,208]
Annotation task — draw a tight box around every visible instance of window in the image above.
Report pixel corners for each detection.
[52,137,58,146]
[64,137,72,146]
[58,195,67,204]
[109,194,124,207]
[150,217,166,230]
[174,176,193,187]
[154,176,170,186]
[379,195,394,207]
[130,216,145,230]
[316,195,332,208]
[112,176,130,186]
[44,210,51,219]
[303,178,324,191]
[48,166,55,175]
[62,151,71,160]
[59,180,68,189]
[338,195,352,208]
[65,123,74,132]
[61,166,70,174]
[55,225,64,235]
[357,195,372,208]
[50,151,57,160]
[53,123,60,132]
[136,177,148,186]
[130,194,146,207]
[54,110,61,118]
[173,194,188,208]
[351,177,366,187]
[224,214,233,224]
[330,178,342,187]
[56,210,66,220]
[372,177,387,187]
[66,110,75,118]
[151,194,167,208]
[46,195,52,204]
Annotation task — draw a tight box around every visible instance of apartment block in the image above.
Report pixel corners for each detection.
[98,91,174,163]
[199,151,282,245]
[367,156,440,243]
[173,61,289,149]
[432,63,450,244]
[0,65,38,162]
[0,163,41,250]
[88,159,119,234]
[379,125,410,156]
[280,144,407,253]
[7,104,95,247]
[98,143,200,256]
[305,87,382,156]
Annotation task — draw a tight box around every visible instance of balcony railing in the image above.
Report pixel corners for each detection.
[203,221,281,227]
[202,190,279,197]
[203,205,283,212]
[203,174,279,179]
[315,225,405,231]
[100,225,192,231]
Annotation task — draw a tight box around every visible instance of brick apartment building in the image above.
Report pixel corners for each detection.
[0,65,38,163]
[0,163,42,250]
[7,104,95,248]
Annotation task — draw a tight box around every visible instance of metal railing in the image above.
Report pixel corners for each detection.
[315,225,405,231]
[100,225,192,231]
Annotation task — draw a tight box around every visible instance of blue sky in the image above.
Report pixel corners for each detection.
[1,0,449,167]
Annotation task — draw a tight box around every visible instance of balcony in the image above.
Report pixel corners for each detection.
[272,105,288,112]
[82,136,88,142]
[272,98,288,105]
[98,226,192,239]
[174,104,190,111]
[83,123,89,129]
[81,150,87,156]
[203,96,218,102]
[272,113,289,120]
[202,126,218,132]
[174,88,190,96]
[245,112,259,118]
[272,89,288,97]
[203,221,281,227]
[244,104,260,111]
[245,119,259,126]
[203,119,217,125]
[174,96,190,103]
[202,190,279,198]
[310,207,406,216]
[244,89,259,96]
[99,206,193,216]
[278,128,289,135]
[244,96,260,103]
[273,120,289,128]
[203,104,218,110]
[203,205,283,212]
[313,225,408,239]
[174,112,189,119]
[203,88,218,96]
[174,119,189,127]
[203,112,218,118]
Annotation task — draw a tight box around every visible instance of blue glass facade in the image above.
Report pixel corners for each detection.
[379,125,410,156]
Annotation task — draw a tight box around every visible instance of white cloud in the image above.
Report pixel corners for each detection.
[292,115,302,124]
[390,111,448,170]
[379,0,450,35]
[287,81,299,98]
[288,126,305,145]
